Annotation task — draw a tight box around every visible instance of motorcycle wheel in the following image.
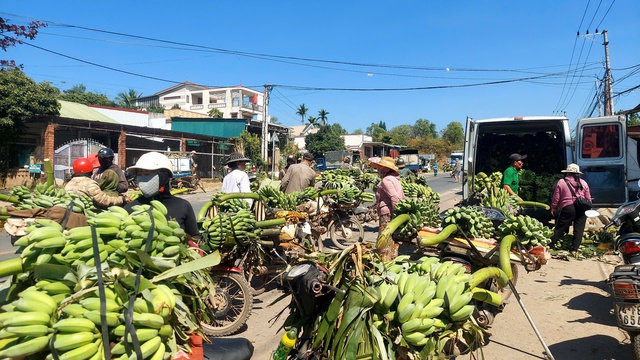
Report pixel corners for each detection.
[632,331,640,360]
[329,217,364,249]
[201,271,253,337]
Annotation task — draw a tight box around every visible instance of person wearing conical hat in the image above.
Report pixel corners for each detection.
[222,152,253,207]
[370,156,406,256]
[549,163,592,256]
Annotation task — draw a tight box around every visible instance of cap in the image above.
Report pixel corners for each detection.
[508,153,527,163]
[302,152,314,161]
[561,163,583,174]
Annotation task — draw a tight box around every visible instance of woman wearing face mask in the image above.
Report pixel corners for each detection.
[124,152,199,240]
[370,156,405,259]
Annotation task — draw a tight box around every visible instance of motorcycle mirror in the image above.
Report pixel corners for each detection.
[585,209,600,218]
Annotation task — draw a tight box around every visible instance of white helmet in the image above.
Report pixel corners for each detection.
[127,152,173,175]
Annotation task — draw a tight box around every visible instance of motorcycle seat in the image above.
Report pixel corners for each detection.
[202,337,254,360]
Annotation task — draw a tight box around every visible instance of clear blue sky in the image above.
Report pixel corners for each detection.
[2,1,639,133]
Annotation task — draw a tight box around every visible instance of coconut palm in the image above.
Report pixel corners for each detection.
[296,104,308,125]
[318,109,329,126]
[307,116,318,127]
[115,89,141,109]
[208,108,223,118]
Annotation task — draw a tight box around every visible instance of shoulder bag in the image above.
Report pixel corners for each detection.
[563,179,592,211]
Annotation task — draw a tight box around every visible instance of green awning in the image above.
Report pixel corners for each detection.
[171,118,246,138]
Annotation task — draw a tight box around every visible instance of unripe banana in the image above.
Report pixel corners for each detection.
[83,310,121,327]
[0,311,50,327]
[61,303,89,317]
[400,318,423,333]
[53,318,97,333]
[58,338,100,360]
[450,304,475,322]
[150,200,168,216]
[126,335,162,360]
[0,334,51,358]
[34,236,66,249]
[448,291,474,315]
[118,312,165,329]
[34,218,63,231]
[4,324,51,337]
[27,226,63,242]
[64,227,93,242]
[12,297,56,315]
[53,331,96,352]
[80,297,121,312]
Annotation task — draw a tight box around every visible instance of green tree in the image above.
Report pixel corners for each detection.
[353,128,364,135]
[366,122,391,143]
[307,116,319,127]
[414,118,438,139]
[0,68,60,171]
[389,125,413,146]
[208,108,223,118]
[627,112,640,127]
[305,125,346,158]
[59,84,116,106]
[296,104,308,125]
[146,103,165,113]
[238,130,264,168]
[270,116,281,125]
[115,89,141,109]
[318,109,329,126]
[331,123,347,135]
[441,121,464,148]
[1,17,47,68]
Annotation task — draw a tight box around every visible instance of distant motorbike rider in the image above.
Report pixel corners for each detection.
[124,152,199,240]
[92,148,128,194]
[341,156,352,170]
[396,158,412,178]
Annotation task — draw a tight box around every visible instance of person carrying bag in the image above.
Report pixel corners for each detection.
[549,163,592,255]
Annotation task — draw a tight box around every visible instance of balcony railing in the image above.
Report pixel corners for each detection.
[241,102,263,112]
[208,103,226,109]
[190,105,204,110]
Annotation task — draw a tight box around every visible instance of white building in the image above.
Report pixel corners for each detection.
[134,81,264,121]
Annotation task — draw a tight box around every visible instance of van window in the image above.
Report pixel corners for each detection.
[581,124,621,158]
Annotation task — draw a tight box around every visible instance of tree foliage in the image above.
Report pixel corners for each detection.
[208,108,223,118]
[0,68,60,171]
[296,104,308,125]
[414,118,438,139]
[115,89,141,109]
[366,122,391,143]
[0,17,47,68]
[59,84,116,106]
[318,109,329,126]
[627,112,640,127]
[440,121,464,148]
[388,124,413,146]
[238,130,264,168]
[305,125,346,158]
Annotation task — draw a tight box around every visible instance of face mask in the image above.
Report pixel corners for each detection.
[138,173,161,198]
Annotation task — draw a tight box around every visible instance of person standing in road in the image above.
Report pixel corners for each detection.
[432,161,438,176]
[371,156,405,260]
[189,150,198,175]
[453,158,462,183]
[92,147,128,194]
[502,153,526,201]
[279,155,297,180]
[221,152,253,207]
[549,164,592,255]
[280,152,317,194]
[396,158,412,178]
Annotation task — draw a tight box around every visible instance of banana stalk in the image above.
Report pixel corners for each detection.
[419,224,457,247]
[469,266,509,289]
[499,235,516,280]
[516,201,550,210]
[0,257,24,278]
[376,214,409,261]
[0,194,19,204]
[44,158,54,187]
[217,192,260,203]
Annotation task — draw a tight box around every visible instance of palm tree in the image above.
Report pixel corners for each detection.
[115,89,141,109]
[318,109,329,126]
[296,104,308,125]
[208,108,223,118]
[307,116,318,127]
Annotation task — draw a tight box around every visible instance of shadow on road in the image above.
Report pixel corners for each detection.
[548,334,628,360]
[563,291,618,327]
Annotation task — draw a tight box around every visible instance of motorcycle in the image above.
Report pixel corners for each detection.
[607,199,640,359]
[308,196,365,250]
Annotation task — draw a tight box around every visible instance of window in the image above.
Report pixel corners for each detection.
[581,124,621,158]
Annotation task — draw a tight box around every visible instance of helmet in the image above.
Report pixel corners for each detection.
[396,158,405,168]
[97,148,115,159]
[344,157,350,163]
[127,152,173,175]
[286,155,297,164]
[87,153,100,168]
[226,152,250,165]
[73,158,94,175]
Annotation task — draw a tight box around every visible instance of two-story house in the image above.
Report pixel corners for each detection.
[134,81,264,121]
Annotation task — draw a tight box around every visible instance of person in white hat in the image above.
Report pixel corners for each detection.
[125,152,200,240]
[549,163,592,255]
[221,152,253,207]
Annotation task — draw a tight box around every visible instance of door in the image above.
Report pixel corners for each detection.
[575,115,626,206]
[462,117,477,199]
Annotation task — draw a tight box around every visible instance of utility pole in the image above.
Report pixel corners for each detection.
[261,85,273,161]
[602,30,614,116]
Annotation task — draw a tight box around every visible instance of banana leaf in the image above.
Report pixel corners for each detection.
[152,250,221,283]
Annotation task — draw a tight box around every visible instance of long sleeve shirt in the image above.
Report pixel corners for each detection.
[65,176,125,209]
[280,162,317,194]
[124,193,200,238]
[375,174,405,217]
[93,164,128,193]
[551,176,592,212]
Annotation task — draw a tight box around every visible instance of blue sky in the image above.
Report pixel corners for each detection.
[2,1,639,133]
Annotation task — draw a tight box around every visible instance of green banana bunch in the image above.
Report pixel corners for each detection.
[497,214,553,246]
[318,171,356,189]
[392,198,441,241]
[202,209,257,250]
[441,206,495,239]
[257,186,300,210]
[400,179,441,205]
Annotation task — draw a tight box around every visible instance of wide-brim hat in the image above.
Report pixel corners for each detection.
[226,152,250,165]
[369,156,398,173]
[561,163,583,174]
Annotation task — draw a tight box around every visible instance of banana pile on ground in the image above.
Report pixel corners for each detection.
[279,246,508,360]
[400,179,441,204]
[441,207,495,239]
[201,209,258,250]
[0,202,219,359]
[391,198,441,241]
[497,215,552,247]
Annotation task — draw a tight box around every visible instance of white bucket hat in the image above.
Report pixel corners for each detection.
[561,163,583,175]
